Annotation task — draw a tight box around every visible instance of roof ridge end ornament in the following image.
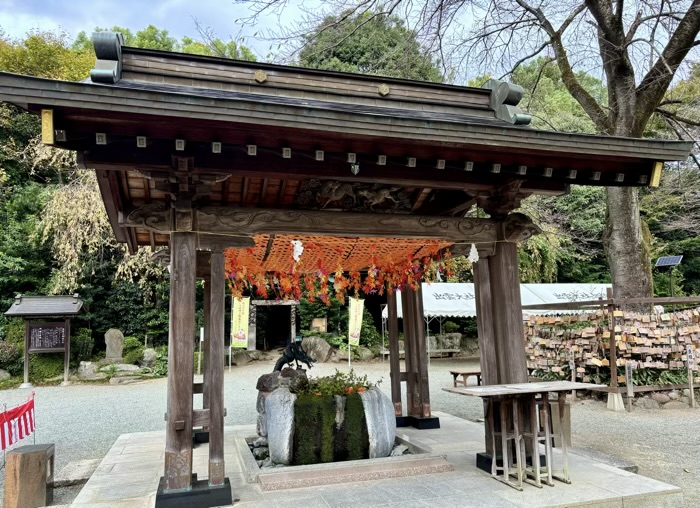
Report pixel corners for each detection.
[90,32,124,84]
[482,79,532,126]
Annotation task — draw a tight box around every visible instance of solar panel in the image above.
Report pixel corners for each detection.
[655,255,683,267]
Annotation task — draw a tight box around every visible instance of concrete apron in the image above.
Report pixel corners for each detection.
[68,412,682,508]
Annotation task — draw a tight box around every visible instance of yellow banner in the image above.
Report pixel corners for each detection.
[231,296,250,349]
[348,298,364,347]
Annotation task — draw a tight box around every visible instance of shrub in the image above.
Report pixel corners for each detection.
[299,369,374,397]
[4,318,25,346]
[122,336,144,365]
[123,347,144,365]
[152,346,168,376]
[0,341,23,376]
[29,354,64,381]
[443,321,460,333]
[71,328,94,365]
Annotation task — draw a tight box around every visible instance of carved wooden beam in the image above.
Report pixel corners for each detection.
[123,204,540,243]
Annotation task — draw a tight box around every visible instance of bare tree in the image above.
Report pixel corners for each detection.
[237,0,700,302]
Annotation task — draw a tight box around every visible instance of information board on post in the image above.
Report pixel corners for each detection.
[28,322,66,352]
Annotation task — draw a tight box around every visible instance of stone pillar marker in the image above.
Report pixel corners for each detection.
[104,328,124,363]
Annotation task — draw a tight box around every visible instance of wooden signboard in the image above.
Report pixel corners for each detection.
[22,319,71,388]
[28,323,67,352]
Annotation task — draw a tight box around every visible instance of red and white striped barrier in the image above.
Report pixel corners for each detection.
[1,394,35,451]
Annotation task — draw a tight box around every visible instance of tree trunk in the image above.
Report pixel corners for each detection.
[604,186,653,305]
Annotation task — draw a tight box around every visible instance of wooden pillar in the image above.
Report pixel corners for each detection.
[21,320,31,388]
[413,284,432,418]
[387,291,402,416]
[164,231,196,492]
[62,318,71,386]
[208,248,226,486]
[489,241,528,384]
[401,289,418,416]
[473,257,500,386]
[202,278,211,410]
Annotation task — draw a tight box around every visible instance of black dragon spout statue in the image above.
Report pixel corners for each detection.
[274,342,315,372]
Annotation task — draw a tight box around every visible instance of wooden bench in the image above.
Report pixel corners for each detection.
[381,349,460,358]
[450,369,482,387]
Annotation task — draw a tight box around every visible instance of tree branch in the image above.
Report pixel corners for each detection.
[636,0,700,130]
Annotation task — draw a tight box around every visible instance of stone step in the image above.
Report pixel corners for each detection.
[258,454,453,491]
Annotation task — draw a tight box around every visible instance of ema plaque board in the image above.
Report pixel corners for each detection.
[28,323,66,352]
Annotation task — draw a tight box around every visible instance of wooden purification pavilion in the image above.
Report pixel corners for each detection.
[0,32,691,506]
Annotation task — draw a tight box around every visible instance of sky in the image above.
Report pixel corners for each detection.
[0,0,306,60]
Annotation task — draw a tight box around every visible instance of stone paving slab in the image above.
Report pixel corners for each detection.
[69,411,682,508]
[53,459,101,487]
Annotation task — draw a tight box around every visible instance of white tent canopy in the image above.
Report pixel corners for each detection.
[381,283,611,319]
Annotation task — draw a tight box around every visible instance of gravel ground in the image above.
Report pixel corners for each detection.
[0,357,696,506]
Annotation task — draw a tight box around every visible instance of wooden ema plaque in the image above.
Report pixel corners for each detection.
[28,323,66,353]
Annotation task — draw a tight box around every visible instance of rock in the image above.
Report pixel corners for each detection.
[53,458,101,487]
[663,400,688,409]
[99,363,141,373]
[682,389,691,397]
[634,397,659,410]
[301,336,333,363]
[390,445,409,457]
[109,376,142,385]
[460,337,480,355]
[232,350,253,366]
[261,458,272,468]
[248,350,262,361]
[78,362,107,381]
[356,346,374,361]
[280,367,304,379]
[0,369,10,381]
[359,387,396,459]
[257,372,281,392]
[289,375,309,393]
[265,387,296,465]
[253,436,268,447]
[440,333,462,350]
[680,396,690,405]
[257,392,267,413]
[650,392,671,404]
[252,446,269,460]
[330,351,340,363]
[668,390,681,400]
[104,328,125,361]
[257,414,267,438]
[428,336,439,353]
[256,460,263,467]
[141,348,157,367]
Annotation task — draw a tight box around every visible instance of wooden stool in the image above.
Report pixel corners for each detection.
[4,444,54,508]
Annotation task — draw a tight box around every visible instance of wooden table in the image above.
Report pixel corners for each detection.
[444,381,604,491]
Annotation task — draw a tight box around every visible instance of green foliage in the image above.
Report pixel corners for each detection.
[299,11,442,82]
[29,353,64,381]
[71,328,94,365]
[122,336,144,365]
[443,321,460,333]
[2,318,25,346]
[300,369,374,397]
[75,26,256,61]
[344,392,369,460]
[292,391,368,465]
[0,341,23,376]
[0,30,94,81]
[152,346,169,376]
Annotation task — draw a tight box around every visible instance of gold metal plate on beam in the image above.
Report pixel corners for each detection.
[254,70,268,84]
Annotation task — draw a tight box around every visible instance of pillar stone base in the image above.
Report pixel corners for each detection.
[155,475,233,508]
